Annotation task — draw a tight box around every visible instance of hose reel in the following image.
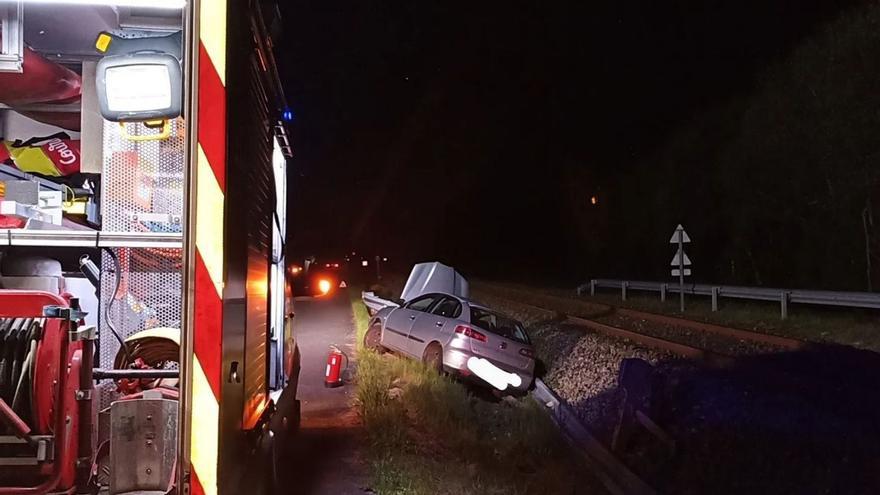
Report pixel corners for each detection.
[112,327,180,394]
[0,318,43,433]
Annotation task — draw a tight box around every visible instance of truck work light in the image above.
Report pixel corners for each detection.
[96,53,182,122]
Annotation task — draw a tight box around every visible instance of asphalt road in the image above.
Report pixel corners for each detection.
[278,289,368,494]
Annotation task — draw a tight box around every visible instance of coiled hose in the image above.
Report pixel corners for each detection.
[0,317,42,432]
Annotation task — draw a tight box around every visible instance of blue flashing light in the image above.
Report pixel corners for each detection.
[282,109,295,122]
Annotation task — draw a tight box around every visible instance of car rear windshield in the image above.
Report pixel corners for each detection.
[469,307,530,344]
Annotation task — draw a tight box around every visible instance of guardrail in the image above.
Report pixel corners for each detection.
[577,279,880,319]
[361,291,400,315]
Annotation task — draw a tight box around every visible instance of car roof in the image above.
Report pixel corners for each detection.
[410,293,524,325]
[415,292,481,307]
[450,296,513,317]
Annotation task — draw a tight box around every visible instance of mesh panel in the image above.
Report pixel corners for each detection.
[97,247,182,408]
[101,119,185,233]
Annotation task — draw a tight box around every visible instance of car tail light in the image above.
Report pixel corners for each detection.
[454,325,487,342]
[519,348,535,359]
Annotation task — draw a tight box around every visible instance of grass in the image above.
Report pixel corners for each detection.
[350,288,602,495]
[473,281,880,352]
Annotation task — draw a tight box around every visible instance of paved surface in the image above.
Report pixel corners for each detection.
[278,289,368,494]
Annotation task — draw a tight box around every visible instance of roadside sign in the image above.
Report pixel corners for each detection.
[669,224,691,312]
[669,224,691,244]
[670,250,692,267]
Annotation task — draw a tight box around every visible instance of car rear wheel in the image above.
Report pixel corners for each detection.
[423,343,443,374]
[364,322,385,352]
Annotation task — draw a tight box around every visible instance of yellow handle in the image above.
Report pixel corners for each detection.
[118,120,172,142]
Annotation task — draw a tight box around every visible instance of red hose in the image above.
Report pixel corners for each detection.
[0,397,30,439]
[0,48,80,105]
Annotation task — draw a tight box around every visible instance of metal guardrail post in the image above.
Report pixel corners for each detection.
[780,291,790,319]
[660,283,667,302]
[711,287,719,312]
[590,279,596,296]
[622,281,628,301]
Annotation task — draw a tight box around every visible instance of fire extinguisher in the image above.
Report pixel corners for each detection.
[324,345,348,388]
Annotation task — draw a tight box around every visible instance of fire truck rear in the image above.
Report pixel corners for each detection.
[0,1,298,493]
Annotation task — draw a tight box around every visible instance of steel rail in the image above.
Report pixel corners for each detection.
[476,282,804,352]
[612,307,805,350]
[563,315,736,367]
[480,288,795,364]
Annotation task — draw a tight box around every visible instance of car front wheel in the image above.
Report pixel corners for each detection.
[364,321,385,352]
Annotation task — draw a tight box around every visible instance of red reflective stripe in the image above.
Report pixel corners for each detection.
[194,250,222,400]
[198,41,226,192]
[190,469,205,495]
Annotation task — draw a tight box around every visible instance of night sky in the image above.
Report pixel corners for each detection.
[278,1,865,285]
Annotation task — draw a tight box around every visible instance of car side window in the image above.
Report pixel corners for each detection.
[431,297,462,319]
[406,294,440,312]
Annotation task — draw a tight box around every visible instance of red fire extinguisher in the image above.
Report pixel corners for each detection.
[324,345,347,388]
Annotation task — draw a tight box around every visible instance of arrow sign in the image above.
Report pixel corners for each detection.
[670,223,691,312]
[669,224,691,244]
[670,250,692,267]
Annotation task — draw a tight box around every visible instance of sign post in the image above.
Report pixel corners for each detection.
[669,224,691,312]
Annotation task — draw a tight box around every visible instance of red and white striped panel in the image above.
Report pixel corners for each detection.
[190,0,227,494]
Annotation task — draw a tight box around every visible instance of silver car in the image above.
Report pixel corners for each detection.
[364,292,535,392]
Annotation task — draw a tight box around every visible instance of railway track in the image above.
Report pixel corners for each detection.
[489,290,845,399]
[484,288,832,494]
[466,284,880,494]
[475,283,806,363]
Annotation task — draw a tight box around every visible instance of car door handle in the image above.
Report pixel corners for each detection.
[409,315,416,320]
[435,321,443,327]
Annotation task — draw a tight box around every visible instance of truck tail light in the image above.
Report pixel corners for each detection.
[454,325,487,343]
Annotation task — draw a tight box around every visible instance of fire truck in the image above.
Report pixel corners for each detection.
[0,0,299,493]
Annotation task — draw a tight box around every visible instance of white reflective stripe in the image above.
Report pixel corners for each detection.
[199,0,227,85]
[195,145,224,297]
[190,357,219,495]
[325,364,331,377]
